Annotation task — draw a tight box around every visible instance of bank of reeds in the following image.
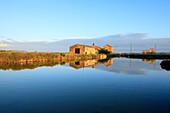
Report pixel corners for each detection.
[0,51,106,63]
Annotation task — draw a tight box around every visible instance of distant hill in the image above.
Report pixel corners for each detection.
[0,33,170,53]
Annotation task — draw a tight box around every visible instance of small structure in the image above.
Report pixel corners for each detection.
[104,44,113,53]
[142,48,156,54]
[70,44,96,54]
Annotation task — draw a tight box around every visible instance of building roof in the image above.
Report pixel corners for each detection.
[70,44,94,48]
[70,44,102,49]
[104,44,112,47]
[70,44,112,51]
[92,46,101,50]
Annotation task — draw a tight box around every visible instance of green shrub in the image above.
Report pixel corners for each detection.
[60,53,66,57]
[98,48,110,54]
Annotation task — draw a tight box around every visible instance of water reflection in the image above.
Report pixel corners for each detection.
[70,59,99,69]
[69,59,113,69]
[94,59,163,75]
[0,58,170,113]
[0,58,169,72]
[142,59,155,64]
[0,61,59,71]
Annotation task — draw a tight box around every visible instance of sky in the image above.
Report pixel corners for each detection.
[0,0,170,41]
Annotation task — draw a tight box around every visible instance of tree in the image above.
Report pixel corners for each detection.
[98,48,110,54]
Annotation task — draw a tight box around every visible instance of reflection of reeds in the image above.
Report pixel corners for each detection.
[0,61,59,71]
[0,58,103,71]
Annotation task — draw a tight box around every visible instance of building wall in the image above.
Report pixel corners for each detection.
[84,46,96,54]
[70,44,96,54]
[142,48,155,54]
[92,46,101,54]
[104,45,113,53]
[70,44,84,54]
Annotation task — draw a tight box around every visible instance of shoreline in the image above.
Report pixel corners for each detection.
[108,53,170,59]
[0,51,170,64]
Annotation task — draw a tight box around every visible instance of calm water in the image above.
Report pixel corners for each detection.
[0,58,170,113]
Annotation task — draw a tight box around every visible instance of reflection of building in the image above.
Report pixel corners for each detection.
[104,59,113,66]
[142,48,155,54]
[142,59,155,64]
[70,60,99,69]
[69,44,113,54]
[70,58,114,69]
[104,44,113,53]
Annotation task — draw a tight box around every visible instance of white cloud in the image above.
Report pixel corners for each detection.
[0,43,9,47]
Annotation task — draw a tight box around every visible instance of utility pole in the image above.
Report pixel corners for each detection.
[130,43,132,53]
[155,44,157,52]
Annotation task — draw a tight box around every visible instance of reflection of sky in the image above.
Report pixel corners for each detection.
[93,58,163,75]
[0,61,170,113]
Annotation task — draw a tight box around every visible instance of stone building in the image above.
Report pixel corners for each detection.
[70,44,96,54]
[92,45,101,54]
[69,44,113,54]
[104,44,113,53]
[142,48,155,54]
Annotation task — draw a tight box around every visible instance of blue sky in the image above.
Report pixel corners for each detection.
[0,0,170,40]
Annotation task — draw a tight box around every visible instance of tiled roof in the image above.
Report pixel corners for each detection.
[93,46,101,50]
[71,44,101,49]
[104,44,112,47]
[70,44,93,48]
